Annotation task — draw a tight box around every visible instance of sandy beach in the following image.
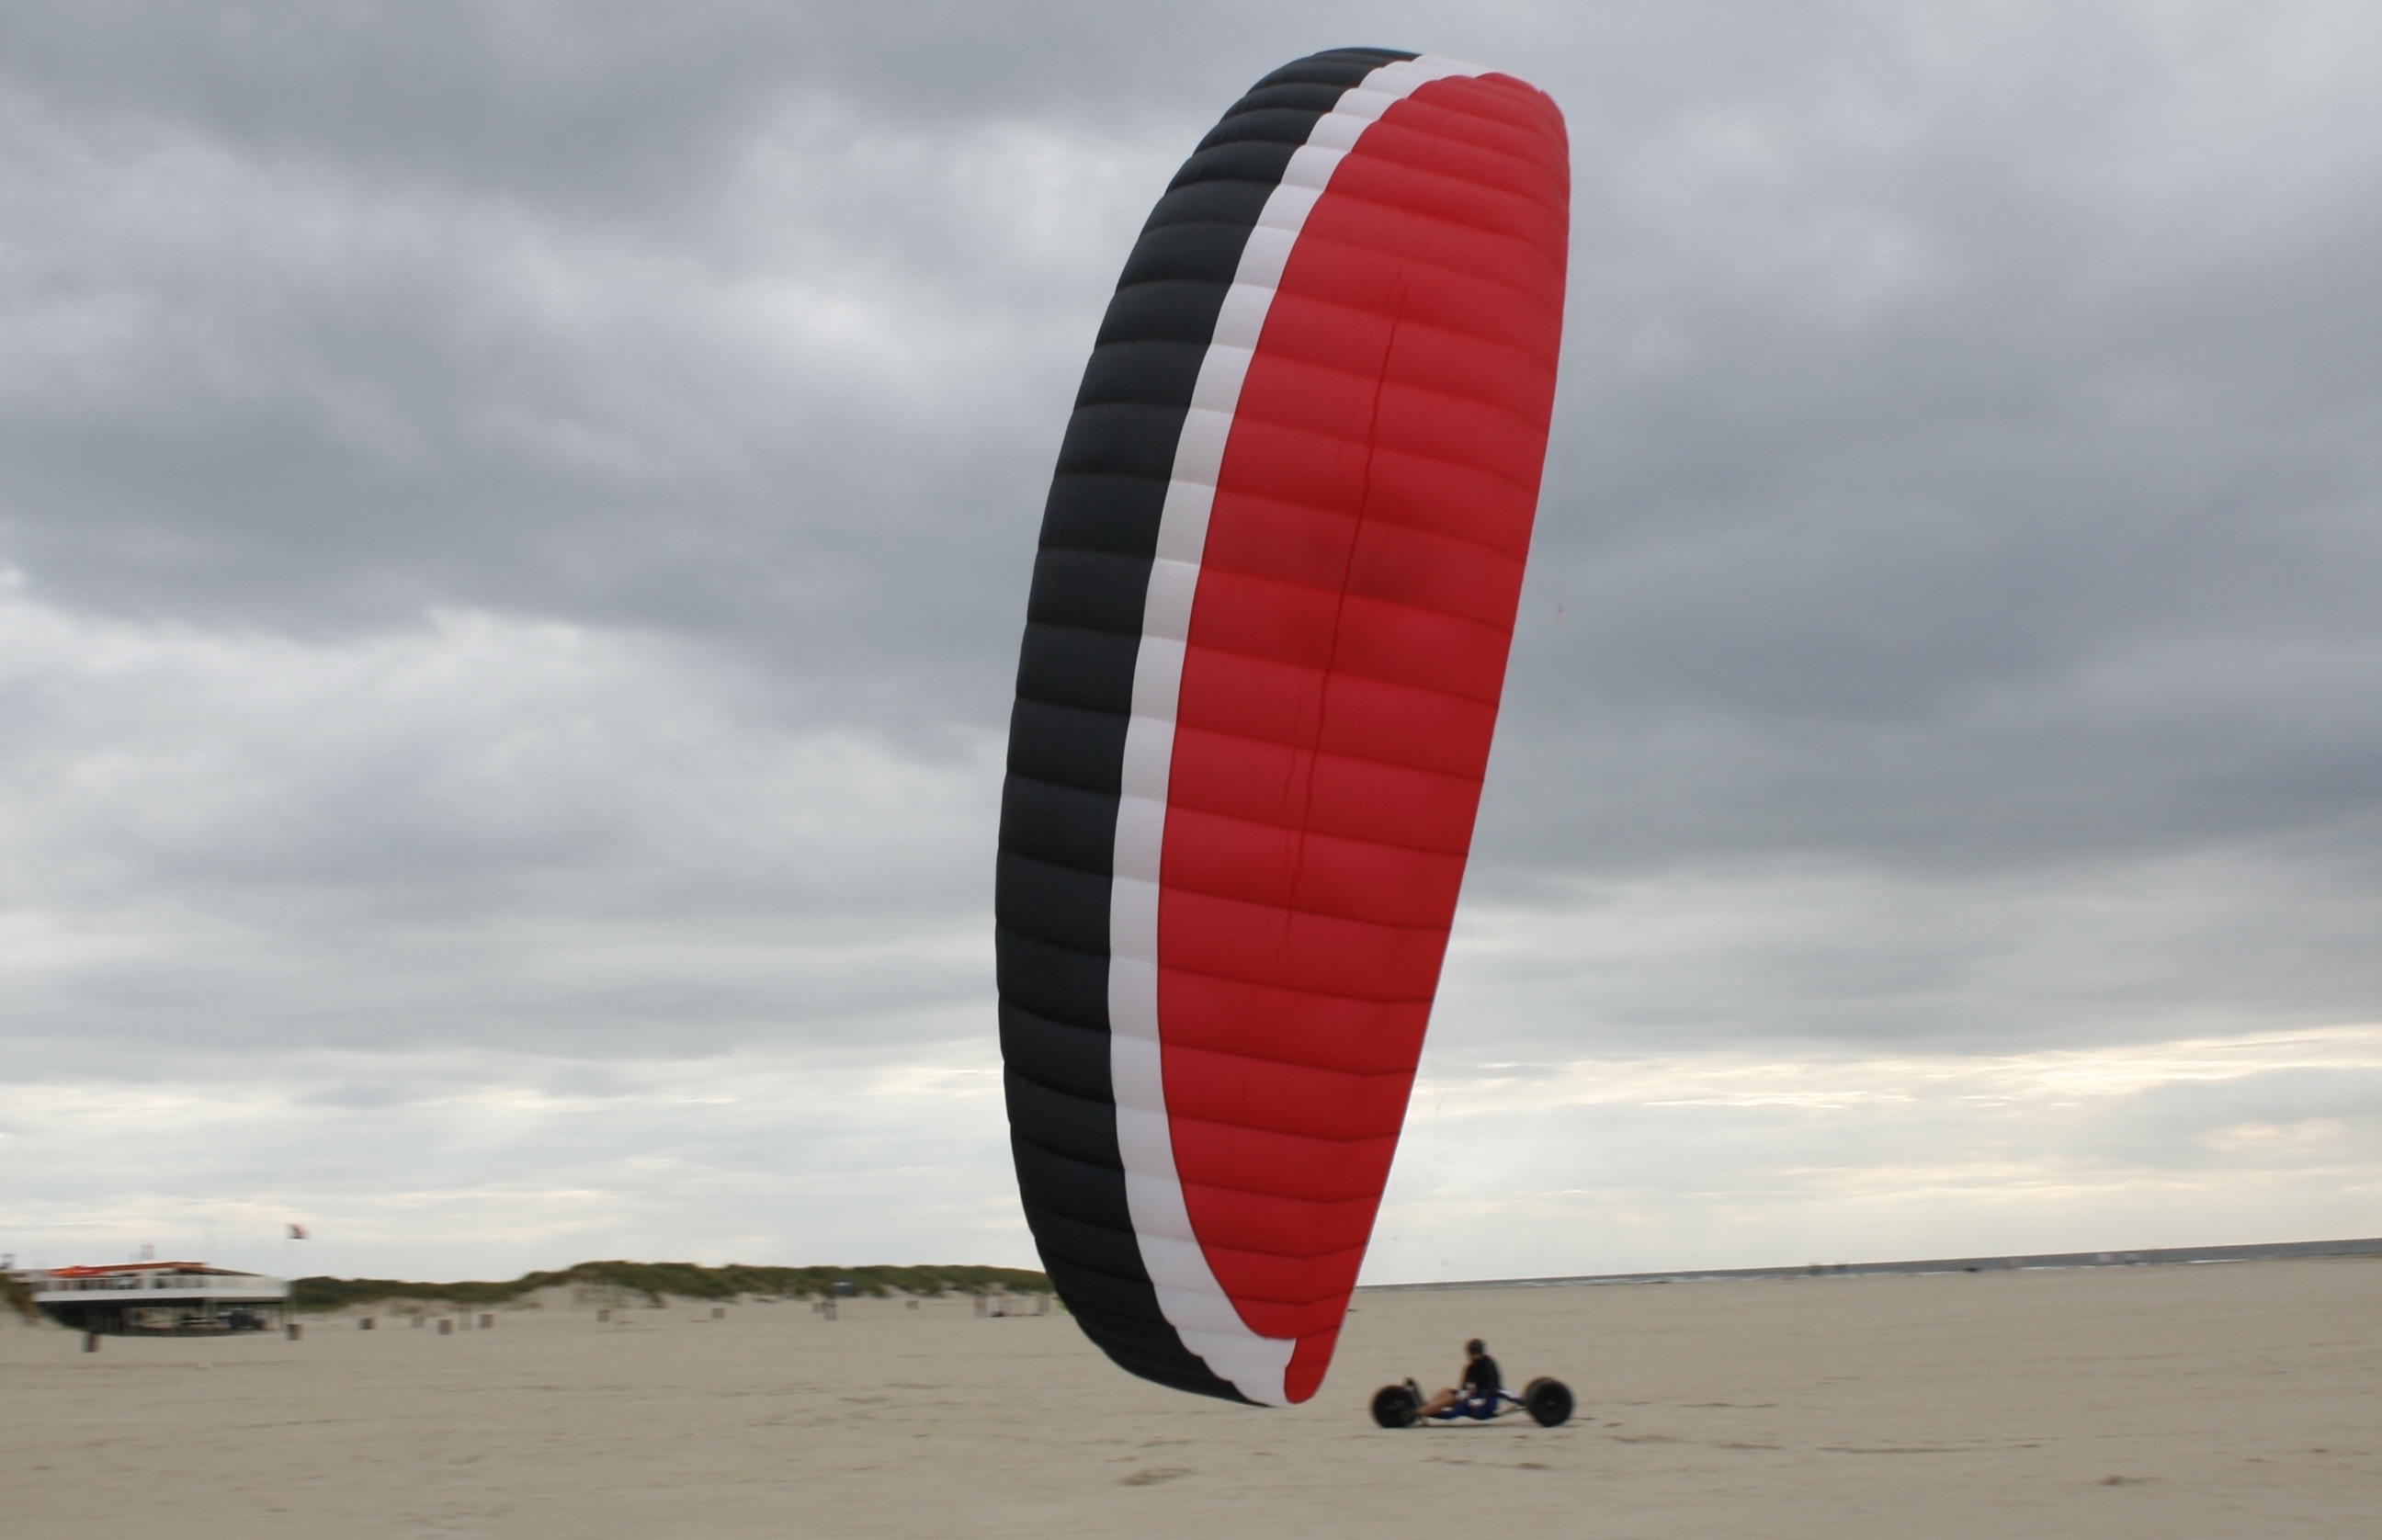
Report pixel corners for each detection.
[6,1258,2374,1538]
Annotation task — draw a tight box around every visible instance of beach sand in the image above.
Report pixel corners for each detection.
[5,1257,2374,1537]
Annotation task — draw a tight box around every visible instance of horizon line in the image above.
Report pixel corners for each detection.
[1357,1235,2382,1292]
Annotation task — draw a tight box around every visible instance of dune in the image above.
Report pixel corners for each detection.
[5,1256,2373,1536]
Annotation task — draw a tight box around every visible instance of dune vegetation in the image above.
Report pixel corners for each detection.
[290,1260,1052,1312]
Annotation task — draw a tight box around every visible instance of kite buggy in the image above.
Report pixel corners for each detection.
[1369,1339,1574,1427]
[1370,1376,1574,1429]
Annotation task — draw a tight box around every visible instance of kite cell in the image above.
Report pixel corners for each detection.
[996,47,1570,1405]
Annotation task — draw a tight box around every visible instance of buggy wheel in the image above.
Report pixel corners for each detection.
[1370,1382,1421,1428]
[1522,1376,1573,1427]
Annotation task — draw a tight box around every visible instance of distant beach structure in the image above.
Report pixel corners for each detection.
[13,1261,289,1337]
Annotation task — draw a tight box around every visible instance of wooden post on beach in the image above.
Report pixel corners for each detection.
[360,1317,375,1330]
[83,1331,99,1353]
[438,1319,452,1335]
[597,1308,609,1323]
[479,1314,493,1330]
[285,1322,301,1342]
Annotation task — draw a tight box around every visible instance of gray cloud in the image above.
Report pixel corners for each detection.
[0,2,2375,1276]
[0,591,997,1074]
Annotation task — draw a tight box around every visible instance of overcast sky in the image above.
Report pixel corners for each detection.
[2,1,2375,1284]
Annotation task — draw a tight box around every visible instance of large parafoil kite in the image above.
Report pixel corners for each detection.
[996,47,1569,1405]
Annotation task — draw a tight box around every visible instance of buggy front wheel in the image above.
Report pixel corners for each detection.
[1521,1376,1573,1427]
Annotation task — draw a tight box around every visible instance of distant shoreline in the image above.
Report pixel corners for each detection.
[1359,1235,2382,1292]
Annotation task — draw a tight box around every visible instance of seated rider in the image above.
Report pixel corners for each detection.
[1418,1338,1502,1420]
